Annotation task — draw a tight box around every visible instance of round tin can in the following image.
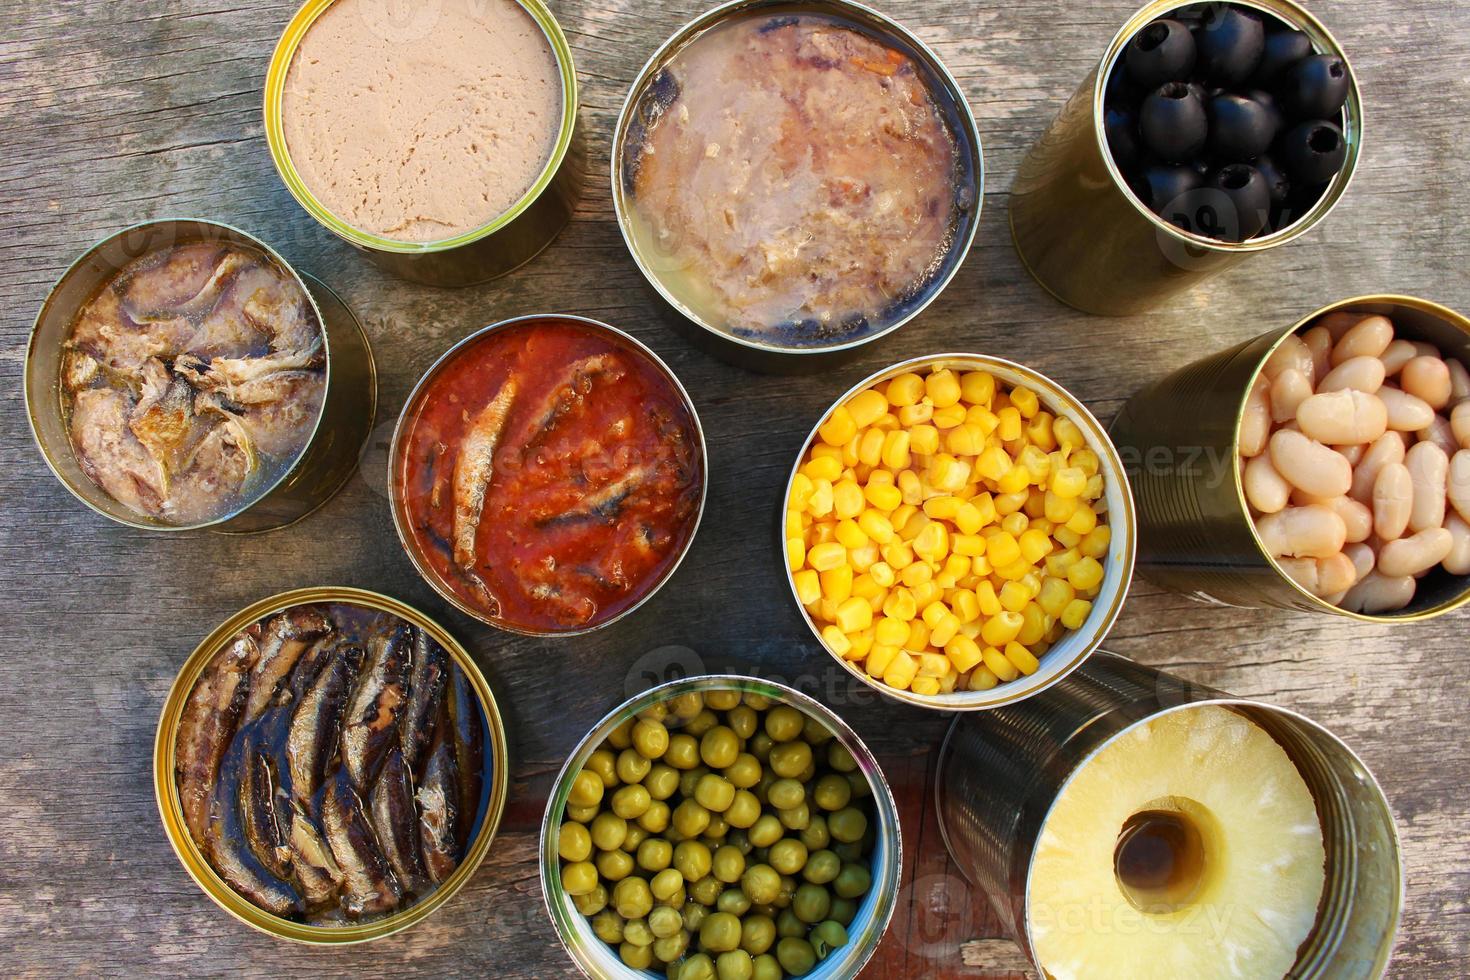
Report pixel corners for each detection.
[1110,294,1470,621]
[25,218,376,534]
[1010,0,1363,316]
[781,353,1137,710]
[264,0,582,288]
[610,0,983,374]
[935,653,1402,978]
[387,314,708,636]
[539,674,902,979]
[153,586,510,943]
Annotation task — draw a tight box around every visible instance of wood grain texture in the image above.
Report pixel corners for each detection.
[1,0,1467,975]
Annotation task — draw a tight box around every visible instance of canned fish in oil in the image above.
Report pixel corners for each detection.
[936,653,1402,978]
[24,219,376,534]
[154,586,509,944]
[264,0,582,288]
[1009,0,1362,316]
[1110,295,1470,622]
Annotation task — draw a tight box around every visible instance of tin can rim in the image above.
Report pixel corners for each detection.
[608,0,984,358]
[1091,0,1363,253]
[537,673,903,979]
[262,0,580,255]
[25,218,335,532]
[386,313,710,636]
[152,586,511,944]
[780,352,1138,711]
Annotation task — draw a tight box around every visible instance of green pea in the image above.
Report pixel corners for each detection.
[683,899,709,932]
[613,876,654,919]
[776,937,816,976]
[590,812,627,851]
[717,887,751,916]
[777,801,810,832]
[618,747,653,783]
[706,689,742,711]
[725,790,761,829]
[612,783,652,820]
[649,904,684,939]
[606,719,634,750]
[621,825,648,853]
[639,800,671,834]
[673,799,712,839]
[666,733,701,769]
[699,911,743,953]
[740,913,776,955]
[572,882,607,916]
[828,807,867,844]
[645,762,681,800]
[632,719,670,760]
[799,815,829,851]
[752,953,783,980]
[801,849,840,885]
[801,716,834,745]
[638,836,674,872]
[846,771,871,799]
[700,725,741,769]
[591,907,625,943]
[768,741,812,779]
[749,732,775,762]
[716,949,755,980]
[812,774,852,812]
[742,692,772,710]
[560,860,598,896]
[619,941,653,969]
[559,821,591,862]
[723,753,763,789]
[677,952,716,980]
[586,748,620,787]
[623,916,654,947]
[713,844,746,883]
[832,841,863,863]
[748,814,784,848]
[810,919,848,959]
[740,863,781,905]
[775,907,805,939]
[764,706,804,742]
[827,742,856,772]
[727,704,758,738]
[766,778,805,811]
[685,708,719,737]
[774,874,798,910]
[680,766,711,799]
[696,774,737,813]
[829,896,857,926]
[674,840,713,881]
[833,862,871,899]
[651,867,685,902]
[596,848,634,882]
[792,883,831,924]
[653,929,691,964]
[638,702,668,724]
[670,691,705,721]
[565,800,599,823]
[767,839,807,876]
[704,811,730,840]
[690,874,723,906]
[728,828,752,854]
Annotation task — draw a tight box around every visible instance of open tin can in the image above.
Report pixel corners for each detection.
[936,653,1402,978]
[781,353,1137,710]
[388,314,708,636]
[539,674,902,979]
[25,218,376,534]
[1010,0,1363,316]
[1110,294,1470,621]
[611,0,983,373]
[154,586,510,944]
[264,0,582,288]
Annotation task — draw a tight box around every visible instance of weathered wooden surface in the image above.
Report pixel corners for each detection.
[1,0,1467,976]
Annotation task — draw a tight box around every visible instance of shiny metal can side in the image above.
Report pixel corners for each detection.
[1110,294,1470,622]
[25,218,376,534]
[153,586,510,943]
[936,653,1402,978]
[540,674,902,979]
[1010,0,1362,316]
[264,0,582,288]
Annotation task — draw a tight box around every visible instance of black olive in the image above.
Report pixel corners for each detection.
[1209,164,1271,240]
[1243,88,1285,137]
[1139,81,1208,163]
[1138,163,1202,214]
[1276,120,1347,184]
[1254,28,1313,86]
[1254,153,1292,206]
[1104,64,1142,108]
[1196,6,1265,85]
[1125,18,1197,88]
[1207,94,1278,161]
[1278,54,1350,119]
[1104,105,1144,171]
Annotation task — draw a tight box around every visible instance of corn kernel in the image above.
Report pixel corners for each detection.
[866,644,898,678]
[802,455,842,483]
[855,428,883,467]
[996,464,1031,495]
[909,423,940,456]
[1046,548,1080,577]
[785,509,804,539]
[994,491,1029,516]
[789,472,814,510]
[975,581,1001,617]
[882,541,914,570]
[1051,466,1086,499]
[820,564,853,603]
[911,676,941,697]
[898,510,929,543]
[1004,641,1041,676]
[1054,417,1085,454]
[793,569,821,605]
[944,635,983,672]
[898,402,933,426]
[928,454,972,493]
[968,665,1000,691]
[913,521,949,561]
[897,470,923,506]
[906,619,930,650]
[980,611,1024,647]
[886,373,925,408]
[847,389,889,428]
[864,480,902,512]
[819,406,856,447]
[1066,505,1099,535]
[923,369,960,408]
[1000,511,1029,538]
[981,645,1020,682]
[998,581,1031,614]
[924,495,962,520]
[834,519,868,550]
[1081,525,1112,559]
[883,588,917,621]
[913,652,947,679]
[869,561,896,589]
[785,537,806,572]
[806,480,834,517]
[1061,598,1093,630]
[881,430,911,470]
[1017,603,1047,645]
[883,650,918,690]
[960,371,996,407]
[985,532,1021,569]
[1037,577,1075,617]
[830,479,863,520]
[1018,528,1054,564]
[821,625,852,659]
[968,406,1000,435]
[851,573,882,601]
[1044,490,1079,524]
[1025,412,1055,451]
[875,617,909,647]
[835,597,873,633]
[1067,557,1104,592]
[976,446,1011,482]
[930,614,961,648]
[953,533,987,558]
[932,403,967,429]
[901,561,934,588]
[997,407,1022,442]
[1084,474,1105,500]
[847,630,874,660]
[1010,386,1039,419]
[807,541,846,572]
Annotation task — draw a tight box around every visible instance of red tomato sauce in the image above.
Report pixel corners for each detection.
[397,319,702,631]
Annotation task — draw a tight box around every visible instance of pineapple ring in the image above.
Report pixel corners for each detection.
[1027,705,1326,980]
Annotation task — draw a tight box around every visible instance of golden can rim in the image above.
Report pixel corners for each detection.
[1234,294,1470,624]
[1093,0,1363,252]
[780,353,1138,711]
[152,586,511,944]
[24,218,336,533]
[263,0,580,255]
[609,0,984,358]
[386,313,710,637]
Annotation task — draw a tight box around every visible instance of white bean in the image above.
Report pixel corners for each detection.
[1317,356,1385,394]
[1448,358,1470,402]
[1268,429,1353,498]
[1239,374,1271,457]
[1295,389,1388,445]
[1341,571,1416,615]
[1451,401,1470,449]
[1419,415,1459,458]
[1270,368,1314,423]
[1444,513,1470,575]
[1401,356,1452,409]
[1350,431,1405,502]
[1337,443,1366,465]
[1447,449,1470,524]
[1372,463,1413,540]
[1378,386,1435,431]
[1265,334,1314,382]
[1377,528,1454,577]
[1331,315,1394,366]
[1276,557,1319,594]
[1315,311,1368,339]
[1302,326,1334,382]
[1405,441,1449,532]
[1243,454,1291,514]
[1327,496,1373,543]
[1256,505,1347,559]
[1344,541,1376,583]
[1379,339,1419,376]
[1315,552,1358,595]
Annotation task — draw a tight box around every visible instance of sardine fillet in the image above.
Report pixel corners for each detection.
[323,774,402,919]
[286,644,359,810]
[451,380,517,568]
[176,631,259,846]
[417,734,461,885]
[246,606,334,722]
[370,749,427,894]
[341,624,411,791]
